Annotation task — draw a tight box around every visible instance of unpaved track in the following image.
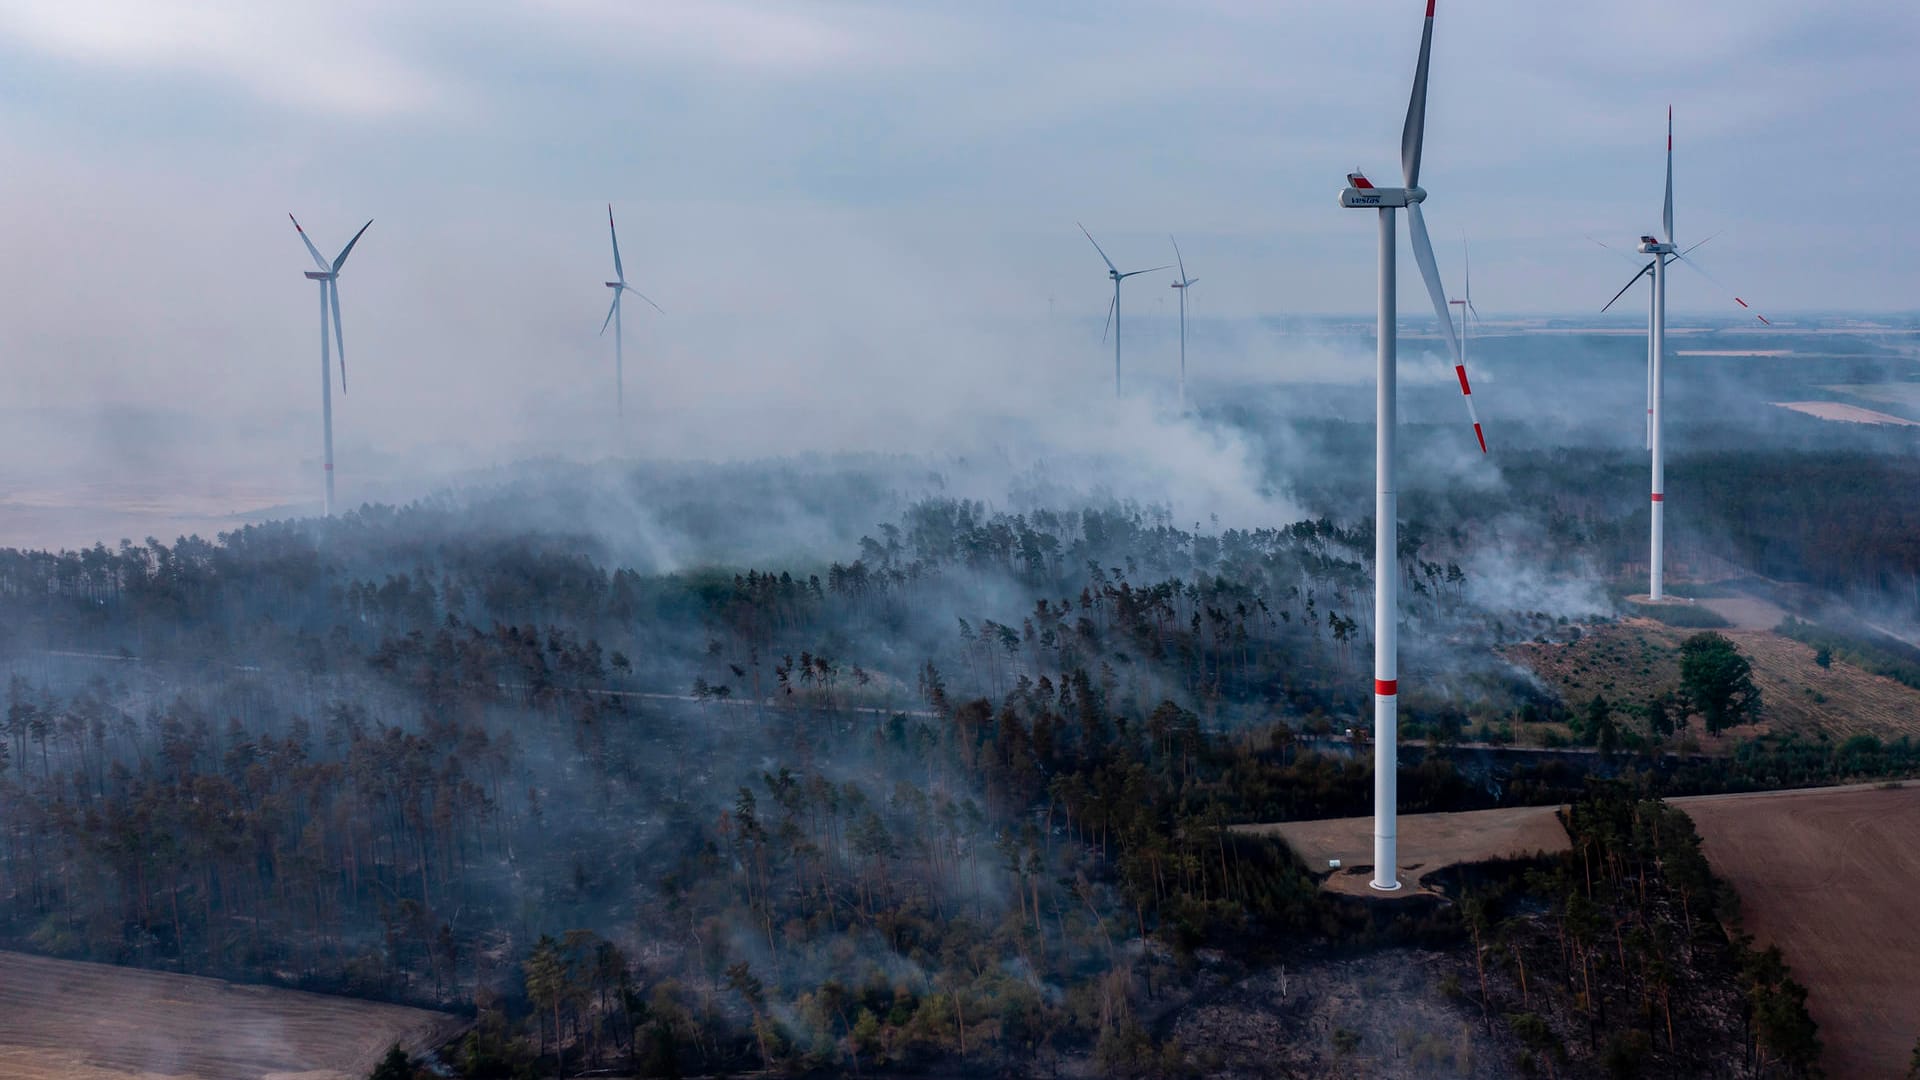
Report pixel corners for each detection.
[0,951,457,1080]
[1681,784,1920,1080]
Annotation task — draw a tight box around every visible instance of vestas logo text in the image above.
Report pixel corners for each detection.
[1350,194,1381,205]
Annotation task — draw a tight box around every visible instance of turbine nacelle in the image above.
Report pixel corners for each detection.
[1339,180,1425,209]
[605,281,622,288]
[1637,237,1676,255]
[303,271,334,281]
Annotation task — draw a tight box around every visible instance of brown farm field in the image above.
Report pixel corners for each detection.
[0,951,458,1080]
[1679,784,1920,1079]
[1506,619,1920,746]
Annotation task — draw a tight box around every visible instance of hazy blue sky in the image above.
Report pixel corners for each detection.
[1,1,1916,427]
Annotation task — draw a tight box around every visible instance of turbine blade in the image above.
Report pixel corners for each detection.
[1183,277,1199,288]
[1408,202,1484,453]
[1461,234,1471,302]
[1466,298,1480,322]
[600,292,620,335]
[1170,234,1188,285]
[332,219,372,272]
[1663,106,1674,243]
[622,283,664,313]
[289,214,328,271]
[329,279,347,393]
[1673,253,1772,325]
[1078,222,1119,275]
[608,204,626,283]
[1680,233,1718,257]
[1102,293,1115,344]
[1601,261,1655,313]
[1586,234,1640,265]
[1118,265,1169,279]
[1400,0,1438,189]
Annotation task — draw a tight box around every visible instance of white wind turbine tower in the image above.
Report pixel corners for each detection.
[1169,236,1199,409]
[1597,108,1769,601]
[290,214,372,518]
[600,205,663,418]
[1079,224,1168,398]
[1337,0,1485,892]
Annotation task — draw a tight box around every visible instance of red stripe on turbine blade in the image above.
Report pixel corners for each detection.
[1454,365,1472,395]
[1474,424,1487,454]
[1375,678,1398,696]
[1651,493,1664,502]
[1757,315,1771,325]
[1734,297,1749,308]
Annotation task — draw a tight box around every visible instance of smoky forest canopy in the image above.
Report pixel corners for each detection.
[0,414,1900,1076]
[0,454,1581,1072]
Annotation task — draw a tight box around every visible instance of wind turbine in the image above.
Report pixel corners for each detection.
[1336,0,1484,892]
[1169,236,1199,409]
[600,205,663,418]
[289,214,372,518]
[1079,224,1167,398]
[1597,108,1768,601]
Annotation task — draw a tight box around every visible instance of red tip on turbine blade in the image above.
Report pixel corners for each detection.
[289,215,302,231]
[1757,314,1771,325]
[1454,365,1473,396]
[1734,297,1749,308]
[1375,678,1398,697]
[1426,0,1435,17]
[1474,424,1487,454]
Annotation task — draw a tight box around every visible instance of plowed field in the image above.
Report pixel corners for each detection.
[0,951,456,1080]
[1681,784,1920,1079]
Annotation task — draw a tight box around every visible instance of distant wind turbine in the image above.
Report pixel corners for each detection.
[1169,236,1199,409]
[289,214,372,518]
[1448,236,1480,408]
[1079,224,1168,398]
[1336,0,1484,892]
[1597,108,1769,601]
[600,205,663,418]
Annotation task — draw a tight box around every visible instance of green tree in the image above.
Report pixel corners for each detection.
[368,1044,414,1080]
[525,934,568,1077]
[1679,632,1762,734]
[1646,695,1675,738]
[1586,695,1618,759]
[1815,645,1832,669]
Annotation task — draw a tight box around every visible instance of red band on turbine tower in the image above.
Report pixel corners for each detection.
[324,464,333,471]
[1650,492,1663,502]
[1375,678,1398,697]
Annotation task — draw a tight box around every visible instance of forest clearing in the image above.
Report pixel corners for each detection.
[0,951,456,1080]
[1237,805,1570,897]
[1681,783,1920,1079]
[1507,619,1920,745]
